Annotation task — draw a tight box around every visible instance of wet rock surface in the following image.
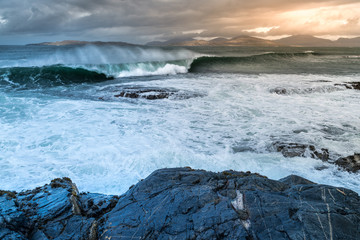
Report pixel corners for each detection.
[335,153,360,173]
[270,86,342,95]
[272,142,360,173]
[335,82,360,90]
[270,81,360,95]
[114,88,173,99]
[113,87,204,100]
[1,168,360,239]
[272,142,330,161]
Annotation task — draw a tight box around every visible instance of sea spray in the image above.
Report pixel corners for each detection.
[0,45,199,67]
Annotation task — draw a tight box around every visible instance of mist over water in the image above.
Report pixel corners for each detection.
[0,45,360,194]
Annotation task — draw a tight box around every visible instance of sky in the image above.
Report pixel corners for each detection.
[0,0,359,44]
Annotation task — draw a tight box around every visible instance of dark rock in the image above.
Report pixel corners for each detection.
[1,169,360,239]
[270,85,342,95]
[114,89,171,99]
[335,82,360,90]
[0,194,29,239]
[272,142,360,173]
[272,142,329,161]
[270,87,288,95]
[79,193,119,218]
[99,168,360,240]
[335,153,360,173]
[114,89,175,100]
[349,82,360,90]
[311,80,332,83]
[0,177,113,240]
[113,87,204,100]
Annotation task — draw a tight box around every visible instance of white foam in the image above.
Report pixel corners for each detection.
[75,61,190,78]
[0,73,360,194]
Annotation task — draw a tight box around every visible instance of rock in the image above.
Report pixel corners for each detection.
[0,177,118,240]
[270,86,342,95]
[0,193,28,240]
[349,82,360,90]
[335,153,360,173]
[272,142,329,161]
[272,142,360,173]
[113,87,204,100]
[270,87,288,95]
[114,88,172,99]
[334,82,360,90]
[99,168,360,239]
[79,193,119,218]
[1,169,360,239]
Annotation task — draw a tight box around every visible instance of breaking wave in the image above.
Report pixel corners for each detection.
[1,46,359,89]
[188,52,322,73]
[0,61,190,89]
[0,45,197,88]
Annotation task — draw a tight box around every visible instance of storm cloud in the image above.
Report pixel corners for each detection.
[0,0,359,44]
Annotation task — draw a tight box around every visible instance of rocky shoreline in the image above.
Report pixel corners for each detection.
[1,167,359,239]
[271,142,360,173]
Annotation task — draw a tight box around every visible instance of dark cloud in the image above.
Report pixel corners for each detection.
[0,0,359,44]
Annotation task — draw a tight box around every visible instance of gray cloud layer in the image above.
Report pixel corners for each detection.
[0,0,359,44]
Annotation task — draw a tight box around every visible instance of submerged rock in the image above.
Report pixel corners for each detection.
[334,82,360,90]
[114,88,172,100]
[272,142,330,161]
[350,82,360,90]
[114,87,204,100]
[272,142,360,173]
[335,153,360,173]
[1,168,359,239]
[270,87,288,95]
[270,85,343,95]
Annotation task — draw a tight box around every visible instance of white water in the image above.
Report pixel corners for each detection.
[1,73,359,194]
[78,61,191,78]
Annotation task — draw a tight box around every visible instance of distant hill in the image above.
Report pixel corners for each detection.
[28,40,135,46]
[147,35,281,47]
[28,36,360,48]
[148,35,360,47]
[273,35,334,47]
[335,37,360,47]
[274,35,360,47]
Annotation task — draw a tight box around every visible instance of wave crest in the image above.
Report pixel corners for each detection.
[0,66,113,89]
[0,60,191,89]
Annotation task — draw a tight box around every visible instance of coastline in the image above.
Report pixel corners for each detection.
[1,167,359,239]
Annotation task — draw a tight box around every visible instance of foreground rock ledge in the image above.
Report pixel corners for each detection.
[1,168,359,240]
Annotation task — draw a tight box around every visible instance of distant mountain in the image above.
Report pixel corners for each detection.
[273,35,334,47]
[224,35,280,47]
[146,37,197,46]
[28,40,135,46]
[29,36,360,48]
[274,35,360,47]
[147,35,281,47]
[335,37,360,47]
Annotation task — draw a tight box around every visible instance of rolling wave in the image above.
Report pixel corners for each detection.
[0,45,197,89]
[189,52,320,72]
[0,65,113,89]
[1,48,357,89]
[0,60,191,89]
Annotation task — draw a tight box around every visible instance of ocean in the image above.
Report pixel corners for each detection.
[0,44,359,194]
